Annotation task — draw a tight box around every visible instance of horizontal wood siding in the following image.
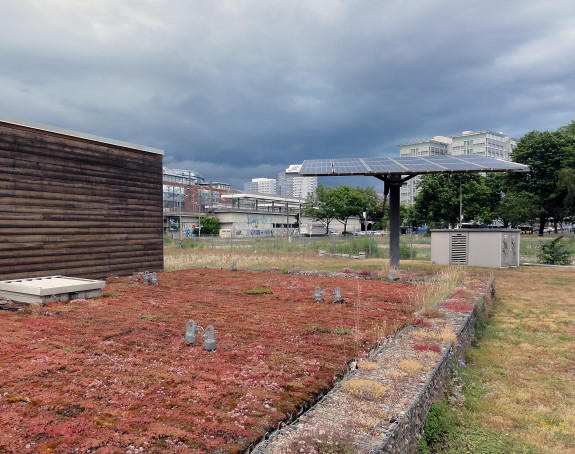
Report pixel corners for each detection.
[0,122,163,280]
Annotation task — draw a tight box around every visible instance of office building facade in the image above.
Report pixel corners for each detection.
[400,130,517,205]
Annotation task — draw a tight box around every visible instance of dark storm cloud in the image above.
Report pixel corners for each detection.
[1,0,574,188]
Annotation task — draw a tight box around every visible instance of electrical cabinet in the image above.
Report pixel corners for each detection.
[430,229,520,268]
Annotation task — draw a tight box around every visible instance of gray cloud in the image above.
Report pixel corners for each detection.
[1,0,574,188]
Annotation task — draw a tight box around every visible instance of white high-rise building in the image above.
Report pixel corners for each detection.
[279,164,317,198]
[245,177,277,194]
[399,130,517,205]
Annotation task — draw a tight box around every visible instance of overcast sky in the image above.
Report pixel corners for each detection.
[2,0,574,189]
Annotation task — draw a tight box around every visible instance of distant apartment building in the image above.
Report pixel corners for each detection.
[400,130,518,205]
[245,177,277,195]
[278,164,317,199]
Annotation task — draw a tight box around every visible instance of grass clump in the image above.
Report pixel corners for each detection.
[302,323,333,335]
[243,288,273,295]
[409,268,466,312]
[398,359,423,374]
[418,307,444,319]
[334,327,351,335]
[341,379,387,401]
[357,360,379,370]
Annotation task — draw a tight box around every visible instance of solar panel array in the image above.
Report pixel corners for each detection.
[299,155,529,176]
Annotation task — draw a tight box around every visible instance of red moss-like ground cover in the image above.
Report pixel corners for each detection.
[0,269,419,453]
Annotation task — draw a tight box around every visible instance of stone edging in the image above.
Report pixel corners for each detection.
[253,277,495,454]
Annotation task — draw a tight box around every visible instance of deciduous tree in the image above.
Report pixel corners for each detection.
[496,191,540,228]
[195,214,220,235]
[303,184,379,233]
[302,183,338,232]
[414,173,495,228]
[507,125,575,235]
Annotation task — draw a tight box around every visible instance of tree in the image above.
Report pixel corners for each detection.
[496,191,540,228]
[403,204,425,231]
[332,185,379,233]
[506,125,575,235]
[557,168,575,215]
[195,214,220,235]
[374,203,420,231]
[302,184,379,233]
[302,183,338,232]
[414,173,495,228]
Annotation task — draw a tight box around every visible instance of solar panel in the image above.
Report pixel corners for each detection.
[332,158,367,173]
[300,155,529,176]
[425,156,485,171]
[457,155,521,169]
[299,159,333,175]
[299,155,529,176]
[361,158,408,172]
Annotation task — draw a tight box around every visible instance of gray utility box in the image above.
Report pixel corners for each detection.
[431,229,520,268]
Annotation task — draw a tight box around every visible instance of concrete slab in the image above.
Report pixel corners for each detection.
[0,276,106,305]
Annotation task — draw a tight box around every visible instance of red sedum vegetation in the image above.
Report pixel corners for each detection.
[0,269,418,453]
[413,344,441,353]
[443,302,474,312]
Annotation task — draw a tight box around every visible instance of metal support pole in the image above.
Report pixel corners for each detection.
[369,232,372,257]
[389,175,401,271]
[298,203,302,236]
[285,202,289,240]
[459,180,463,228]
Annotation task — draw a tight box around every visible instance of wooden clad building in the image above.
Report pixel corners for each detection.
[0,115,164,280]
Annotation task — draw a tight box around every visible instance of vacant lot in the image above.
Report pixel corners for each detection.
[0,268,419,453]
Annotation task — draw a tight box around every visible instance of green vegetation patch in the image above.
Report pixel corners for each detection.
[419,399,538,454]
[243,288,273,295]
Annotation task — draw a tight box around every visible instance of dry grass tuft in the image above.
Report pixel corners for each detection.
[398,359,423,374]
[417,307,444,319]
[409,325,457,344]
[409,267,466,312]
[387,369,404,380]
[357,360,379,370]
[341,379,388,401]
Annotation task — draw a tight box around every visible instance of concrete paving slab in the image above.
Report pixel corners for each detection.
[0,276,106,304]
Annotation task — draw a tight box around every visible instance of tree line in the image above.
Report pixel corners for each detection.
[303,121,575,236]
